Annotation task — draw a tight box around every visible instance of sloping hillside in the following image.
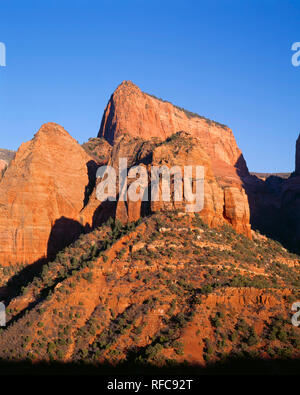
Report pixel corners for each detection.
[0,212,299,369]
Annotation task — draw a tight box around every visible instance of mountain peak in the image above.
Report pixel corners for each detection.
[0,122,93,265]
[98,82,248,177]
[118,80,139,89]
[34,122,71,140]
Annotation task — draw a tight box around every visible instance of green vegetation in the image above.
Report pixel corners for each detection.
[0,210,299,365]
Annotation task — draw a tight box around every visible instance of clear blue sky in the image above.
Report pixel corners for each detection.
[0,0,299,172]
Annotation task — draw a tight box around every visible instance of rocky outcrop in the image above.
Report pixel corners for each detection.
[80,134,159,228]
[150,133,251,236]
[83,131,251,237]
[97,81,251,237]
[0,123,96,266]
[82,137,112,164]
[98,81,249,177]
[0,148,15,164]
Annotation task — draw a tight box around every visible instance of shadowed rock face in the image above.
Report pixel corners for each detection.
[296,134,300,175]
[244,135,300,253]
[284,134,300,251]
[0,123,95,266]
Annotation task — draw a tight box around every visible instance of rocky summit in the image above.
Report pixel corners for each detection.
[98,81,249,178]
[95,81,251,235]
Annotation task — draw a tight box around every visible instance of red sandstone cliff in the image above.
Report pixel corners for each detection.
[0,123,95,266]
[96,81,251,237]
[98,81,249,178]
[118,133,250,236]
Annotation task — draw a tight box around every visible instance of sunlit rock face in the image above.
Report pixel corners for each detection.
[0,123,95,265]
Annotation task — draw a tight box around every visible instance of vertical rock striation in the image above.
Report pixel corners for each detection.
[0,123,95,265]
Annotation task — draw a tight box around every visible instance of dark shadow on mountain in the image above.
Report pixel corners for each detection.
[141,186,151,217]
[242,174,282,240]
[0,356,299,375]
[47,217,84,261]
[0,216,85,305]
[98,94,115,145]
[0,257,47,304]
[243,174,300,254]
[234,153,300,254]
[83,160,98,208]
[92,200,117,228]
[235,153,249,179]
